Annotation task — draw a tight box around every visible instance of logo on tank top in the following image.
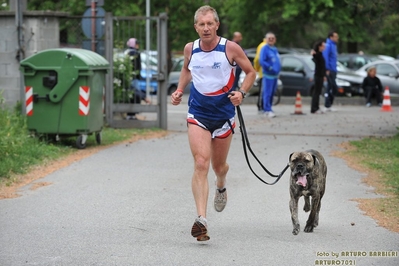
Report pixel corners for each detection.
[212,62,221,69]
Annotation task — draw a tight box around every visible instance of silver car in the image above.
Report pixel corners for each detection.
[167,57,192,95]
[355,60,399,96]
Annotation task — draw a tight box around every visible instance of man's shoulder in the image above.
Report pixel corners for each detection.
[257,41,266,49]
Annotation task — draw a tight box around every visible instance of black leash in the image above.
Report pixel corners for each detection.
[236,105,289,185]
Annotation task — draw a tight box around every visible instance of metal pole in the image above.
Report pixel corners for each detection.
[145,0,150,99]
[158,13,168,130]
[91,0,96,52]
[16,0,26,115]
[104,12,114,126]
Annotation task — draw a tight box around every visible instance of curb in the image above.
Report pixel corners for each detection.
[243,95,399,106]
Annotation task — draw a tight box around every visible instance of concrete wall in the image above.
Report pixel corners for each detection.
[0,11,68,107]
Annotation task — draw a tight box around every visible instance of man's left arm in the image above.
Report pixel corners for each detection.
[233,46,256,95]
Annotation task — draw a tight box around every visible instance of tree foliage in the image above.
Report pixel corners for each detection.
[25,0,399,57]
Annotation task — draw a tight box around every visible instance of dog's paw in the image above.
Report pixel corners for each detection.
[292,225,300,235]
[304,224,314,233]
[303,205,310,212]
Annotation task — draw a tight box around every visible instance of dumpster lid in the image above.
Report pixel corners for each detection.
[20,48,109,70]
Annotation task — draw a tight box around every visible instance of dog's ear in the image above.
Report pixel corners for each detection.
[312,154,318,166]
[289,152,294,162]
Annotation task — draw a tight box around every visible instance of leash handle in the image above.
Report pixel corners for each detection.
[236,105,289,185]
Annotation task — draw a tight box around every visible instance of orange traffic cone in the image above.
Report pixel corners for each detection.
[292,91,305,115]
[381,86,393,112]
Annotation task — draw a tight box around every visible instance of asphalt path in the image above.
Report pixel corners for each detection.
[1,98,399,266]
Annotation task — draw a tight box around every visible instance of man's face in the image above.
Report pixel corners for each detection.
[233,33,242,43]
[331,33,339,43]
[266,34,276,46]
[319,42,326,52]
[194,11,219,41]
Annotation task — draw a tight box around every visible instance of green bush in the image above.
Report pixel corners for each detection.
[113,52,134,103]
[0,93,68,179]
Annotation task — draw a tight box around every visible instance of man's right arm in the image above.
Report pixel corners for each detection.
[176,43,193,93]
[322,45,331,72]
[171,43,193,106]
[259,45,270,70]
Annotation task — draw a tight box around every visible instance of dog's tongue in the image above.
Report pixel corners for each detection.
[296,175,307,187]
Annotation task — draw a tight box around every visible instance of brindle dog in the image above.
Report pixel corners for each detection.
[289,149,327,235]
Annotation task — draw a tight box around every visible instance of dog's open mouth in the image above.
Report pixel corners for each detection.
[295,174,308,187]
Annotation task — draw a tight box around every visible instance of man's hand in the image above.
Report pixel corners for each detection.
[171,89,183,105]
[228,91,244,106]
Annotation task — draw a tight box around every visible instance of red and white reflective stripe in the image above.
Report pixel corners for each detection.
[79,86,90,116]
[25,86,33,116]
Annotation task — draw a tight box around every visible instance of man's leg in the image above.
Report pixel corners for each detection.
[329,71,338,106]
[324,74,333,108]
[365,86,372,105]
[268,78,277,108]
[211,134,233,190]
[377,89,383,105]
[188,124,213,218]
[257,78,263,111]
[312,76,323,112]
[127,80,140,118]
[263,78,273,112]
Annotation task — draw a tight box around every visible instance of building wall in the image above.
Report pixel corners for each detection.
[0,11,67,107]
[0,14,20,106]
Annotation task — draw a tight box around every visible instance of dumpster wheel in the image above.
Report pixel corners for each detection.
[76,135,87,149]
[95,132,102,145]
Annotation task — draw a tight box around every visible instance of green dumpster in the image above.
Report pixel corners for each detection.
[20,48,109,149]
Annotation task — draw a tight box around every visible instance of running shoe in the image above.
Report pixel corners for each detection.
[191,216,210,241]
[214,188,227,212]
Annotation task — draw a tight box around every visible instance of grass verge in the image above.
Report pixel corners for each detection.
[0,101,162,185]
[340,131,399,232]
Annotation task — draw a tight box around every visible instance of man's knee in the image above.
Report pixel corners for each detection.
[194,156,210,173]
[212,163,229,177]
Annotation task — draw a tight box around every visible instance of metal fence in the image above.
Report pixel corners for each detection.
[58,13,169,129]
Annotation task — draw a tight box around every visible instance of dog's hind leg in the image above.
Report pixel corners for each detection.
[304,197,320,233]
[314,189,325,228]
[314,200,322,227]
[289,196,300,235]
[303,196,310,212]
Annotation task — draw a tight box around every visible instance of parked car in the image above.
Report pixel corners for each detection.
[167,57,192,95]
[355,60,399,96]
[338,53,382,70]
[136,68,158,95]
[377,54,396,61]
[279,54,363,96]
[336,62,364,96]
[244,47,310,55]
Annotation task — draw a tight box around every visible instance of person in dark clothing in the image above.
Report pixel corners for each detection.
[362,67,383,107]
[125,38,150,120]
[311,40,327,114]
[126,38,141,79]
[231,31,243,90]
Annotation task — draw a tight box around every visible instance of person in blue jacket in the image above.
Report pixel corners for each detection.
[259,32,281,118]
[322,31,339,111]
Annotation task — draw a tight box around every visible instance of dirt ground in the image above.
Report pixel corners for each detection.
[332,142,399,233]
[1,133,398,233]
